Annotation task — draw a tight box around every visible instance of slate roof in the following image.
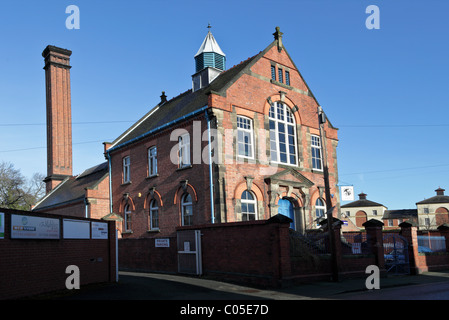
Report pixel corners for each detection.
[340,199,385,208]
[382,209,417,220]
[33,162,109,211]
[416,195,449,205]
[108,53,260,151]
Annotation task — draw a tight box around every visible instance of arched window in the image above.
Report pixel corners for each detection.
[149,199,159,230]
[241,190,257,221]
[181,193,193,226]
[124,204,132,232]
[269,101,297,165]
[315,198,326,218]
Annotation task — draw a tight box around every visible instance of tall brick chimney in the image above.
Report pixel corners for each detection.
[42,45,73,193]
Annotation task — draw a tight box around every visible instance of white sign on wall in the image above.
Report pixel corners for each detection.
[63,219,90,239]
[91,222,108,239]
[11,214,60,239]
[155,238,170,247]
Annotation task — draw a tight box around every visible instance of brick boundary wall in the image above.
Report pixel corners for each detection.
[118,237,178,273]
[118,217,391,288]
[400,222,449,274]
[0,209,117,299]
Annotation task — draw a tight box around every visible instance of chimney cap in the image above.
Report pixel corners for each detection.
[436,187,445,196]
[42,45,72,58]
[358,192,367,200]
[160,91,167,104]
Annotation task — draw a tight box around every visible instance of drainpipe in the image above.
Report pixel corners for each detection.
[106,150,119,282]
[84,197,89,218]
[206,109,215,224]
[107,151,113,214]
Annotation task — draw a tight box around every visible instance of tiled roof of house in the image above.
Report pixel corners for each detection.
[382,209,417,219]
[108,52,261,151]
[33,162,108,211]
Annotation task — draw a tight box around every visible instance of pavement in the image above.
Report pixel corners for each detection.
[39,269,449,301]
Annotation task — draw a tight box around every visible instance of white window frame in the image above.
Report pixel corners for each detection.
[269,101,298,166]
[181,193,193,226]
[311,135,323,171]
[241,190,257,221]
[123,156,131,183]
[149,199,159,230]
[236,116,254,159]
[124,204,132,232]
[148,146,157,176]
[315,198,326,218]
[178,134,191,168]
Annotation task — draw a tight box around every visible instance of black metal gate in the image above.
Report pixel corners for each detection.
[383,234,410,274]
[177,230,202,275]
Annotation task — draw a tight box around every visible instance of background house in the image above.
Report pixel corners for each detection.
[416,188,449,229]
[340,192,386,228]
[382,209,418,230]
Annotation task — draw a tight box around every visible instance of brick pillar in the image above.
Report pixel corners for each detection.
[267,214,292,287]
[363,219,385,270]
[399,221,420,275]
[42,45,73,193]
[319,217,343,281]
[107,220,118,282]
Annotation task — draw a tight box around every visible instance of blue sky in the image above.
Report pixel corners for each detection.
[0,0,448,210]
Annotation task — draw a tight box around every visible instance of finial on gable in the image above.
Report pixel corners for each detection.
[273,26,284,52]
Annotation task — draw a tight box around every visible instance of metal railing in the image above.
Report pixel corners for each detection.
[417,235,446,253]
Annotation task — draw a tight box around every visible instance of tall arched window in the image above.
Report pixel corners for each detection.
[241,190,257,221]
[269,101,298,165]
[124,204,132,232]
[181,193,193,226]
[315,198,326,218]
[149,199,159,230]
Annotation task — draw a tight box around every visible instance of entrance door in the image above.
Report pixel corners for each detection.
[278,199,295,229]
[177,230,202,275]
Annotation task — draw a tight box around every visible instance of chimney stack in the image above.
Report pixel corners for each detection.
[436,187,445,196]
[42,45,73,193]
[359,192,367,200]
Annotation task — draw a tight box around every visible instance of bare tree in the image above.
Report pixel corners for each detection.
[0,161,45,210]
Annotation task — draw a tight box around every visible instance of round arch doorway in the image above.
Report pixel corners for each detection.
[278,198,295,229]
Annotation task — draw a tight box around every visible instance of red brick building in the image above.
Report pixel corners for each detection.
[105,27,340,238]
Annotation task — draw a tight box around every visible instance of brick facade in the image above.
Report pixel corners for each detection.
[107,28,340,239]
[106,28,339,238]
